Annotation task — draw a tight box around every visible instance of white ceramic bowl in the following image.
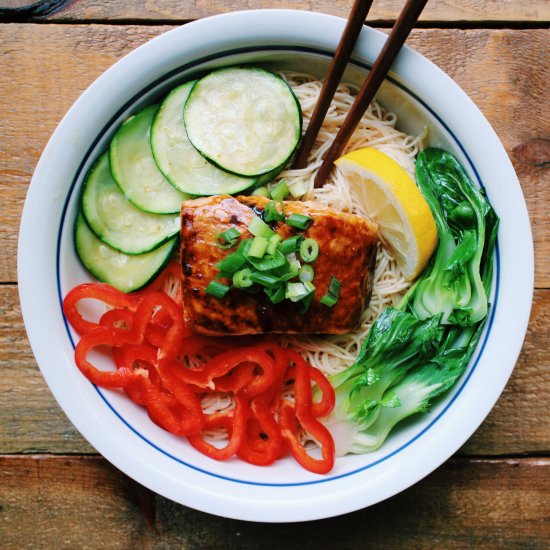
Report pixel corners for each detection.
[18,9,533,522]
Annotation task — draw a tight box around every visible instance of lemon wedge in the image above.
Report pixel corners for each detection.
[335,147,437,280]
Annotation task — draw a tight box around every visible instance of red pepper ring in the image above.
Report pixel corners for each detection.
[140,379,204,436]
[237,399,282,466]
[74,326,144,388]
[252,342,290,407]
[130,291,185,362]
[177,348,276,391]
[214,362,256,393]
[99,308,134,331]
[308,366,336,418]
[156,358,204,422]
[279,400,335,475]
[187,392,248,461]
[283,350,335,474]
[63,283,142,335]
[112,344,164,401]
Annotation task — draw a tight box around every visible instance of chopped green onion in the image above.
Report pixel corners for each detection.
[270,180,290,202]
[263,200,286,223]
[250,271,280,288]
[286,213,313,230]
[298,292,315,314]
[320,294,338,307]
[279,235,304,255]
[251,186,269,197]
[237,238,253,256]
[328,275,342,297]
[248,250,288,271]
[299,238,319,263]
[215,270,232,280]
[303,280,316,294]
[266,233,282,256]
[285,282,309,303]
[320,275,341,307]
[233,268,253,288]
[247,236,269,258]
[215,226,241,249]
[205,280,230,299]
[265,285,286,304]
[299,265,315,283]
[215,251,246,274]
[248,215,275,239]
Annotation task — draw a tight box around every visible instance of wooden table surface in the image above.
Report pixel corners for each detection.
[1,1,548,547]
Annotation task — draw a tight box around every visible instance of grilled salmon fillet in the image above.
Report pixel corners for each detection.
[180,195,378,335]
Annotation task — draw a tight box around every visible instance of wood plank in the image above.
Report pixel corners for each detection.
[4,0,549,23]
[1,25,547,285]
[1,285,548,455]
[1,455,549,548]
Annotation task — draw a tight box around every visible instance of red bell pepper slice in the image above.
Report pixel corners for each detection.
[280,350,335,474]
[63,283,141,335]
[308,365,335,418]
[187,392,248,461]
[99,308,134,331]
[177,348,275,392]
[74,326,143,388]
[237,399,282,466]
[214,362,256,393]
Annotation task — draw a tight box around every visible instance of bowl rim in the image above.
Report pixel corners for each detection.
[18,9,534,522]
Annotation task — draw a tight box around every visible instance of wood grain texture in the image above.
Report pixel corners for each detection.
[1,454,549,548]
[1,285,548,455]
[1,25,547,285]
[7,0,550,23]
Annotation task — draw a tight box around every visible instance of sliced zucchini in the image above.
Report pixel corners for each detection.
[75,211,177,293]
[151,81,258,196]
[81,152,180,255]
[109,104,189,214]
[183,67,302,177]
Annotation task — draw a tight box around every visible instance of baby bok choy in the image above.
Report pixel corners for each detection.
[323,148,499,456]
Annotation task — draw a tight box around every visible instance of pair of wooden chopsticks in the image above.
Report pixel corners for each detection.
[293,0,429,187]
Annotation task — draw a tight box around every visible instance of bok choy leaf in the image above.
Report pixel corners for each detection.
[322,148,499,456]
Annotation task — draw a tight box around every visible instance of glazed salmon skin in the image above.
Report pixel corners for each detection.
[180,195,378,335]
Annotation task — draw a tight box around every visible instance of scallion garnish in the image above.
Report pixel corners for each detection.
[266,233,282,256]
[263,200,286,223]
[251,186,269,197]
[215,226,241,249]
[319,294,338,307]
[215,251,247,274]
[205,280,230,299]
[248,215,275,239]
[285,282,309,303]
[264,285,286,304]
[233,268,253,288]
[207,209,325,308]
[279,235,304,255]
[248,250,288,272]
[303,280,316,294]
[269,180,290,202]
[299,238,319,263]
[250,271,280,288]
[299,264,314,283]
[286,213,313,230]
[328,275,342,296]
[247,236,269,258]
[298,292,315,314]
[320,275,341,308]
[237,238,253,256]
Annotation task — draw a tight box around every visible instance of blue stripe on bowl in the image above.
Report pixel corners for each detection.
[57,45,500,487]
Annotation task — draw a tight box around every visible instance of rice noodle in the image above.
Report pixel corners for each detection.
[275,72,423,374]
[164,72,425,445]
